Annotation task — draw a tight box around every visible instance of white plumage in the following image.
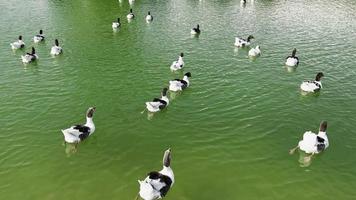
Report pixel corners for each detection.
[300,72,324,93]
[33,30,45,43]
[298,121,329,154]
[10,36,25,50]
[248,45,261,57]
[285,48,299,67]
[146,11,153,22]
[170,53,184,71]
[169,72,191,92]
[21,47,38,63]
[234,35,254,47]
[127,9,135,20]
[112,18,121,29]
[50,39,62,56]
[145,88,169,113]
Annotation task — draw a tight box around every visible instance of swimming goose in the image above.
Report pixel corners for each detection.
[61,107,96,143]
[10,35,25,50]
[169,72,191,92]
[170,53,184,71]
[138,148,174,200]
[112,18,121,29]
[234,35,254,47]
[33,30,45,43]
[248,45,261,57]
[146,88,169,113]
[191,24,201,35]
[285,48,299,67]
[127,9,135,20]
[290,121,329,155]
[300,72,324,93]
[50,39,63,55]
[21,47,38,63]
[146,11,153,22]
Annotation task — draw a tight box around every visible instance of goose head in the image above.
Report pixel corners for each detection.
[31,47,36,55]
[117,17,120,23]
[196,24,200,30]
[180,52,184,57]
[184,72,192,78]
[39,30,43,34]
[163,148,172,167]
[18,35,23,40]
[319,121,327,132]
[247,35,254,42]
[161,88,168,97]
[130,8,133,13]
[148,11,151,15]
[55,39,59,47]
[256,45,260,50]
[315,72,324,81]
[86,107,96,118]
[292,48,297,57]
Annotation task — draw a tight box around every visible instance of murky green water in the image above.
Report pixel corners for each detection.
[1,0,356,199]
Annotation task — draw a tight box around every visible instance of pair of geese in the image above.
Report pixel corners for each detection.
[234,35,261,57]
[146,53,192,113]
[112,9,153,29]
[10,30,63,63]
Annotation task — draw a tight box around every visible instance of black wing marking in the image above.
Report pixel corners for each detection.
[73,125,90,133]
[159,175,172,197]
[148,171,161,179]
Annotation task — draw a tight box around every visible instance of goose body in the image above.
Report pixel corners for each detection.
[61,107,96,143]
[300,72,324,93]
[21,47,38,63]
[298,121,329,154]
[170,53,184,71]
[10,36,25,50]
[50,39,62,55]
[234,35,254,47]
[191,24,200,35]
[33,30,45,43]
[146,11,153,22]
[146,88,169,113]
[112,18,121,29]
[139,149,174,200]
[285,48,299,67]
[248,45,261,57]
[127,9,135,20]
[169,72,191,92]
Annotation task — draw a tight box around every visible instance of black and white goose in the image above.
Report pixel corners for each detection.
[61,107,96,143]
[145,88,169,113]
[33,30,45,43]
[21,47,38,63]
[50,39,63,55]
[285,48,299,67]
[300,72,324,93]
[10,35,25,50]
[127,9,135,20]
[138,148,174,200]
[191,24,201,35]
[146,11,153,22]
[170,53,184,71]
[169,72,191,92]
[234,35,254,47]
[112,18,121,29]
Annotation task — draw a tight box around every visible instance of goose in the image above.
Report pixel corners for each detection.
[234,35,254,47]
[127,9,135,20]
[146,11,153,22]
[21,47,38,63]
[146,88,169,113]
[138,148,174,200]
[50,39,63,55]
[191,24,201,35]
[240,0,246,4]
[300,72,324,93]
[285,48,299,67]
[290,121,329,156]
[33,30,45,43]
[169,72,191,92]
[10,35,25,50]
[248,45,261,57]
[61,107,96,143]
[170,53,184,71]
[112,18,121,29]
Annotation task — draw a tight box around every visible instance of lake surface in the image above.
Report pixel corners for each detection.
[1,0,356,199]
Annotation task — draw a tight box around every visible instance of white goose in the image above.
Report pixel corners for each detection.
[127,9,135,20]
[146,11,153,22]
[248,45,261,57]
[169,72,191,92]
[112,18,121,29]
[50,39,63,55]
[170,53,184,71]
[285,48,299,67]
[234,35,254,47]
[138,148,174,200]
[300,72,324,93]
[33,30,45,43]
[191,24,201,35]
[61,107,96,143]
[146,88,169,113]
[290,121,329,155]
[21,47,38,63]
[10,35,25,50]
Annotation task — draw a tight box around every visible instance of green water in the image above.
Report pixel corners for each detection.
[1,0,356,199]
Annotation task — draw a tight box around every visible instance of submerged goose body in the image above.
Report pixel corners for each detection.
[169,72,191,92]
[127,9,135,20]
[21,47,38,63]
[138,149,174,200]
[170,53,184,71]
[248,45,261,57]
[285,48,299,67]
[300,72,324,93]
[191,24,200,35]
[112,18,121,29]
[10,35,25,50]
[61,107,96,143]
[298,121,329,154]
[234,35,254,47]
[50,39,62,55]
[146,11,153,22]
[33,30,45,43]
[146,88,169,113]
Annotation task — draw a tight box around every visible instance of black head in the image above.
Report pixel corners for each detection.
[162,88,168,96]
[247,35,254,41]
[19,35,22,40]
[117,17,120,22]
[315,72,324,81]
[55,39,59,46]
[319,121,327,132]
[31,47,36,54]
[292,48,297,57]
[163,148,172,167]
[180,53,184,57]
[184,72,192,77]
[39,30,43,34]
[148,11,151,15]
[86,107,96,118]
[197,24,200,29]
[130,8,133,13]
